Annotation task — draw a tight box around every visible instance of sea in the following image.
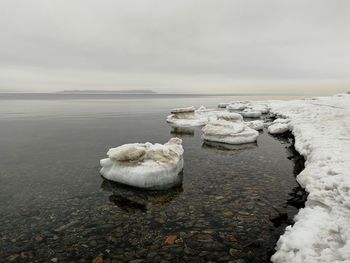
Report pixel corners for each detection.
[0,93,307,263]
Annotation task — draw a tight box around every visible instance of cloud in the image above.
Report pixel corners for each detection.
[0,0,349,93]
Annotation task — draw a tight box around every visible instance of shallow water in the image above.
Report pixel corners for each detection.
[0,94,305,263]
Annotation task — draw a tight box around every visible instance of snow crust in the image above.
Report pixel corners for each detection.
[264,94,350,263]
[100,138,184,190]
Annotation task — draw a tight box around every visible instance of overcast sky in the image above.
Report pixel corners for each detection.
[0,0,349,94]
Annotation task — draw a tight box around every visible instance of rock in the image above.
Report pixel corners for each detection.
[223,211,234,217]
[164,235,177,245]
[8,254,19,262]
[269,212,288,227]
[225,234,237,242]
[92,255,103,263]
[35,234,44,242]
[197,234,213,242]
[229,248,240,257]
[51,258,58,263]
[241,215,257,223]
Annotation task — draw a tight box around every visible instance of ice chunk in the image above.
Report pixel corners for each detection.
[197,105,207,111]
[166,106,208,127]
[215,112,243,121]
[250,105,269,114]
[100,138,184,190]
[245,120,264,130]
[227,102,247,111]
[268,123,289,134]
[201,119,259,144]
[218,102,229,108]
[240,109,262,118]
[170,106,195,114]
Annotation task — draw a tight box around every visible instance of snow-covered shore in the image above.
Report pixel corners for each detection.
[266,94,350,263]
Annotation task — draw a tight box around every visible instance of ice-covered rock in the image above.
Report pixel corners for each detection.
[268,123,289,134]
[166,106,208,127]
[100,138,184,190]
[227,102,247,111]
[170,106,195,114]
[197,105,207,111]
[218,102,229,108]
[240,109,262,118]
[245,120,264,130]
[215,112,243,121]
[202,119,259,144]
[250,104,269,114]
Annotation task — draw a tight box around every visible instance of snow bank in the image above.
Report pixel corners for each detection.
[201,119,259,144]
[100,138,184,190]
[264,94,350,263]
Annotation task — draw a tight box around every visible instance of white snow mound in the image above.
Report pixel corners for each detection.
[245,120,264,130]
[268,94,350,263]
[268,123,290,134]
[202,119,259,144]
[166,106,208,127]
[215,112,243,121]
[240,109,262,118]
[100,138,184,190]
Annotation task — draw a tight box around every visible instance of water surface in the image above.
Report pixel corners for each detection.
[0,94,305,262]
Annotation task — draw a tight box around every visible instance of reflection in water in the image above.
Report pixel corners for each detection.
[101,179,183,212]
[170,126,195,137]
[202,140,257,154]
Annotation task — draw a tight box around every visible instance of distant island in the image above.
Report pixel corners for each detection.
[57,90,156,94]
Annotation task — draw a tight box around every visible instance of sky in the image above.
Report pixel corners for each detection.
[0,0,349,94]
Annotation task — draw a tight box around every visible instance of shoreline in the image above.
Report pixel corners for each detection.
[264,93,350,262]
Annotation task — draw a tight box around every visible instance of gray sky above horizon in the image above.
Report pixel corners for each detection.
[0,0,349,94]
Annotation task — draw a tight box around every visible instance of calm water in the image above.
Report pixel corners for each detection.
[0,94,305,263]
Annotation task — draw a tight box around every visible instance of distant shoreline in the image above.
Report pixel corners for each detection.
[0,92,306,96]
[56,90,157,94]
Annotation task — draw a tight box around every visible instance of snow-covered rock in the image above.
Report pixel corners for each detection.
[245,120,264,130]
[268,94,350,263]
[100,138,184,190]
[218,102,229,108]
[268,123,290,134]
[250,104,269,114]
[215,112,243,121]
[227,102,247,111]
[170,106,196,114]
[166,106,208,127]
[201,119,259,144]
[240,109,262,118]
